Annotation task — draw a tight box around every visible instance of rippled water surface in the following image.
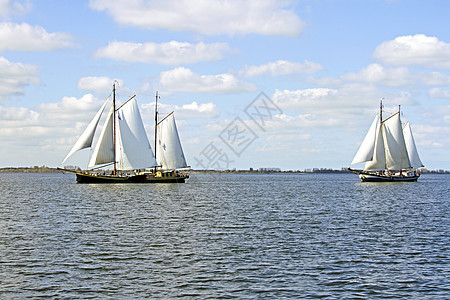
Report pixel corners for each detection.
[0,172,448,298]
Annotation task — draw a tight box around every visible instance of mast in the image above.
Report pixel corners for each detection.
[380,99,383,124]
[154,91,158,172]
[112,82,117,175]
[380,99,387,170]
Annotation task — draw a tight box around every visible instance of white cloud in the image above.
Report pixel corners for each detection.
[176,101,218,118]
[0,104,38,122]
[0,22,75,51]
[0,0,30,18]
[142,101,218,119]
[373,34,450,69]
[272,88,338,109]
[265,88,361,133]
[0,56,38,100]
[313,63,450,88]
[413,123,450,149]
[340,64,414,86]
[94,40,231,65]
[419,72,450,86]
[78,76,123,93]
[429,88,450,98]
[0,94,103,140]
[241,60,323,77]
[270,87,418,133]
[0,94,108,166]
[157,67,257,94]
[36,94,109,133]
[89,0,304,36]
[37,93,101,117]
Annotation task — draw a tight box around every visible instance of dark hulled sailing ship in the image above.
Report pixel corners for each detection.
[349,101,424,182]
[59,83,189,183]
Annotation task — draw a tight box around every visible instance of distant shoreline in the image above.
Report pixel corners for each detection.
[0,167,448,174]
[0,167,63,173]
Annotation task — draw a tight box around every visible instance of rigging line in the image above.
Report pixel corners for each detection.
[402,120,410,130]
[156,111,174,126]
[116,95,136,111]
[381,111,399,123]
[88,162,116,171]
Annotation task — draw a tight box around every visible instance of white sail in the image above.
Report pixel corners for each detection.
[88,106,115,168]
[364,118,386,170]
[351,115,378,165]
[382,113,411,170]
[156,113,187,170]
[116,98,157,170]
[61,98,109,164]
[403,121,424,169]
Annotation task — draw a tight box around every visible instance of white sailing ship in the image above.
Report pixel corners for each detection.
[59,83,188,183]
[349,101,424,182]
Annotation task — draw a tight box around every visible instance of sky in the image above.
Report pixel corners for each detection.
[0,0,449,171]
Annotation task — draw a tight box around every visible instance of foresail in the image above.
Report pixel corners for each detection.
[382,113,411,170]
[403,121,424,169]
[156,113,188,170]
[88,106,115,168]
[61,98,109,165]
[116,98,157,170]
[351,115,378,165]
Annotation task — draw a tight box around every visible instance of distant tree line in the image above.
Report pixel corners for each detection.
[0,166,62,173]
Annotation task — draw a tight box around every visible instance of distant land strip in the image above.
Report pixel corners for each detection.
[0,166,63,173]
[0,166,448,174]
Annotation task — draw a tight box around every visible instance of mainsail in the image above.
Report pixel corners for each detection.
[382,112,410,170]
[116,98,157,170]
[62,92,157,171]
[156,112,188,170]
[351,105,423,171]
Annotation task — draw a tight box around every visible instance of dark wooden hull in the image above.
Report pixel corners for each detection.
[144,176,187,183]
[76,173,147,183]
[348,168,419,182]
[75,172,189,184]
[359,173,419,182]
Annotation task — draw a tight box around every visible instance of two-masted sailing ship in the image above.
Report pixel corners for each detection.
[59,83,189,183]
[349,101,424,182]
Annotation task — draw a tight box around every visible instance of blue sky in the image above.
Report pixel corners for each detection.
[0,0,449,170]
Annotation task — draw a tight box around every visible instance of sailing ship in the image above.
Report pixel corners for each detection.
[59,83,189,183]
[349,101,424,182]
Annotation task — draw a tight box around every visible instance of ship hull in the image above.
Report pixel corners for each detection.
[144,171,189,183]
[359,173,419,182]
[144,176,187,183]
[348,168,420,182]
[75,172,188,184]
[76,173,147,183]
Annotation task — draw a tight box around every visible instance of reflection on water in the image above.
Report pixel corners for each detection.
[0,173,448,298]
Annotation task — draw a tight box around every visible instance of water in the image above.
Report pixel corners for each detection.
[0,172,448,298]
